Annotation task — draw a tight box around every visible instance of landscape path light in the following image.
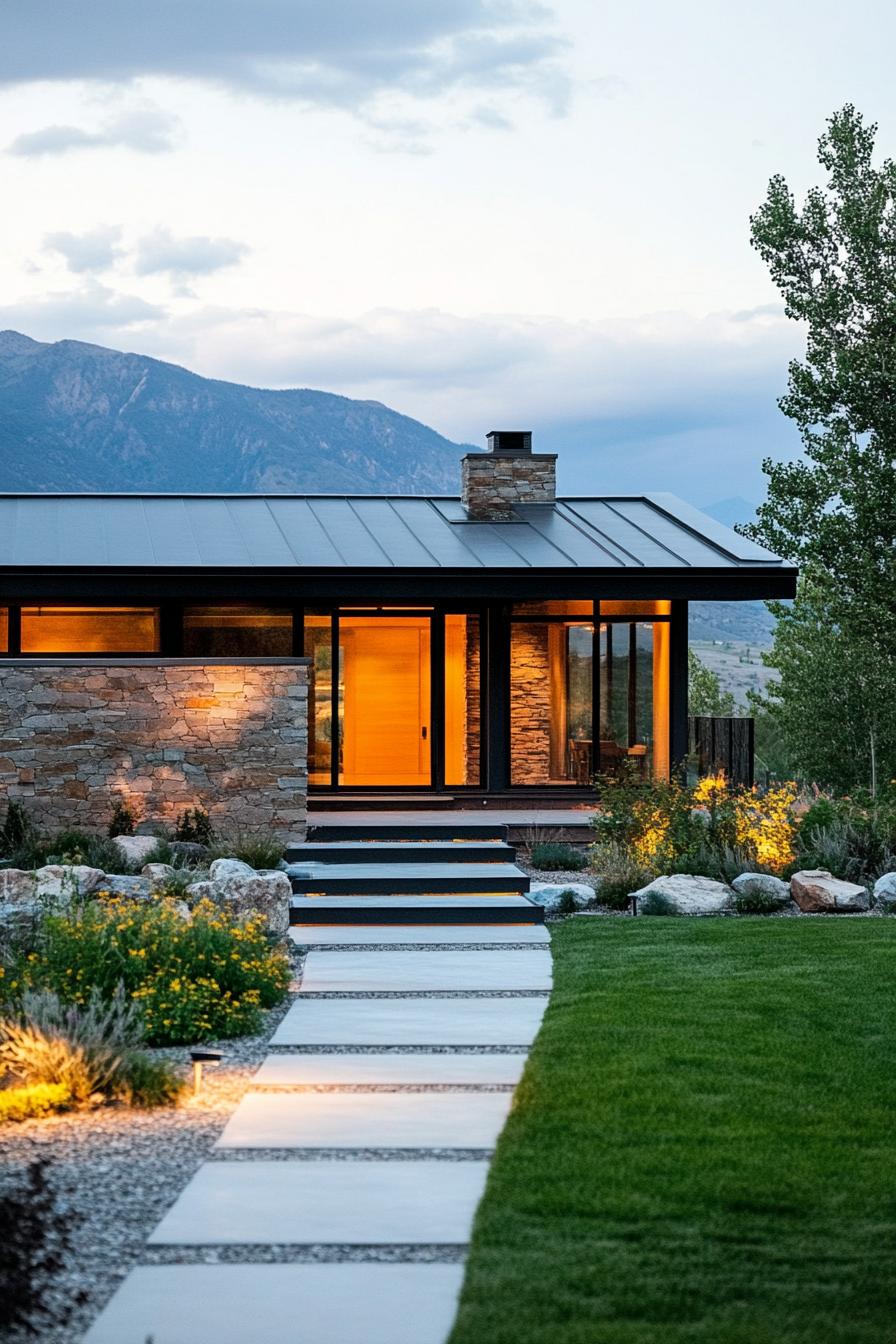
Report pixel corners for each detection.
[189,1047,223,1096]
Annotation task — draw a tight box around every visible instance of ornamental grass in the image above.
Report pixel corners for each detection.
[9,897,289,1046]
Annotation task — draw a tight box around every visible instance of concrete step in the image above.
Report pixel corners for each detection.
[286,839,517,865]
[307,821,509,842]
[289,894,544,926]
[286,861,529,897]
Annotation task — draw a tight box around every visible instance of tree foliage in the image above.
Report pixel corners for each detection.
[743,105,896,792]
[687,648,736,716]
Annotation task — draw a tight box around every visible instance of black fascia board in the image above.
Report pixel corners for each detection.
[0,564,798,604]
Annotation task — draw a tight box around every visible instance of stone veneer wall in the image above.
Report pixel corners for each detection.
[510,623,554,784]
[461,451,557,520]
[0,659,309,838]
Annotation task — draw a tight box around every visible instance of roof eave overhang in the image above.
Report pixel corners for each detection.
[0,564,799,604]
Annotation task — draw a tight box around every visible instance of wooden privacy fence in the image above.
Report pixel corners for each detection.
[689,716,755,788]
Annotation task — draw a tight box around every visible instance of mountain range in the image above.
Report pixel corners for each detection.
[0,330,468,494]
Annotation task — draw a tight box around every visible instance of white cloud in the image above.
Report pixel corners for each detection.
[43,226,124,274]
[7,107,181,157]
[0,282,165,341]
[0,2,569,124]
[133,229,250,282]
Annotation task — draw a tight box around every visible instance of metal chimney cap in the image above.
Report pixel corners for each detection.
[485,430,532,455]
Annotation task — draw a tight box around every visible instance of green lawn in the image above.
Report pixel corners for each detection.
[448,918,896,1344]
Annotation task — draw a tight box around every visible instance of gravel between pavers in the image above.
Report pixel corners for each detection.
[143,1243,467,1264]
[0,947,304,1344]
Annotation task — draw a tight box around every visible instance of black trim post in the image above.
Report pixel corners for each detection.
[158,604,182,655]
[484,603,510,792]
[6,606,21,655]
[670,598,688,774]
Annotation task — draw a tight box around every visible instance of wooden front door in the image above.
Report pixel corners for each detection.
[339,616,431,786]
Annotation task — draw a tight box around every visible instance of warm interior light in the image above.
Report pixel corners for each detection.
[20,606,160,653]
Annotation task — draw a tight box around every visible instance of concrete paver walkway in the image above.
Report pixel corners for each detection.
[85,900,551,1343]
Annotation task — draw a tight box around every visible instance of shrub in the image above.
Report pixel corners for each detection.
[555,889,580,915]
[0,986,183,1107]
[796,795,896,882]
[6,827,142,876]
[639,890,677,916]
[591,840,652,911]
[733,888,784,915]
[0,986,145,1104]
[0,1159,87,1335]
[115,1050,184,1107]
[0,1082,71,1123]
[0,800,34,856]
[174,807,216,847]
[594,767,798,879]
[212,831,284,871]
[529,841,588,872]
[108,800,136,838]
[18,897,289,1046]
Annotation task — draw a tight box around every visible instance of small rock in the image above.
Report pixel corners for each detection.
[35,864,105,902]
[186,880,217,904]
[142,862,176,888]
[170,840,211,863]
[113,835,162,865]
[631,874,734,915]
[100,874,152,898]
[209,857,256,882]
[0,900,41,950]
[873,871,896,909]
[731,873,791,906]
[790,869,869,913]
[0,868,38,904]
[528,881,595,912]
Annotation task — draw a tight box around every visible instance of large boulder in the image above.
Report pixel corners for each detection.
[35,864,105,903]
[528,882,595,913]
[214,871,292,936]
[0,868,38,904]
[113,835,163,866]
[0,901,41,950]
[731,873,791,907]
[632,874,734,915]
[873,872,896,909]
[790,869,870,913]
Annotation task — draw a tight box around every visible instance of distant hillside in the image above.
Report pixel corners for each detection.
[689,599,777,645]
[0,331,470,493]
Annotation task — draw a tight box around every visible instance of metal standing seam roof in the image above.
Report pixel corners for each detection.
[0,492,789,571]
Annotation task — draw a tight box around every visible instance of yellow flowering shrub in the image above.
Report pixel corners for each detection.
[595,767,798,876]
[13,898,289,1046]
[0,1081,71,1123]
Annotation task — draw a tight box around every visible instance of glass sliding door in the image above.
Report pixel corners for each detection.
[305,610,434,788]
[598,603,670,779]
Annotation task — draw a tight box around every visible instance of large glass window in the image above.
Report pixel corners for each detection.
[183,607,292,656]
[20,607,159,653]
[599,618,670,779]
[0,608,7,653]
[510,615,594,784]
[444,614,481,786]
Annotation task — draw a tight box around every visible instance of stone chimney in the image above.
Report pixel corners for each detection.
[461,430,557,520]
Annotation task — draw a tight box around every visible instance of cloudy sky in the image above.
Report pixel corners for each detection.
[1,0,894,505]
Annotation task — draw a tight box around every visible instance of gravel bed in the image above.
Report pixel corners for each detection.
[251,1082,515,1093]
[0,946,304,1344]
[143,1243,467,1264]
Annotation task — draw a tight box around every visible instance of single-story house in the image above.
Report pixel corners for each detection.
[0,432,797,836]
